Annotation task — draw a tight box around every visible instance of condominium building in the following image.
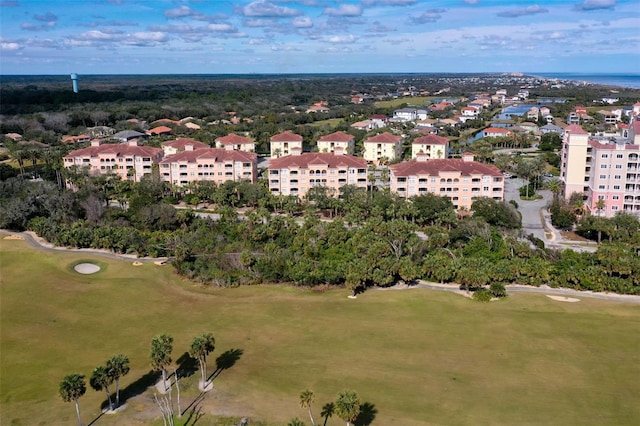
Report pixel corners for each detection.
[215,133,256,152]
[63,140,163,182]
[389,153,504,210]
[159,147,257,186]
[363,132,403,164]
[411,134,448,159]
[161,138,209,156]
[560,119,640,217]
[316,131,355,155]
[270,131,303,159]
[268,151,368,197]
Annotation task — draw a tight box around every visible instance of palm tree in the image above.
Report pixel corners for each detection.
[106,354,129,408]
[335,390,361,426]
[14,149,28,177]
[89,365,114,411]
[189,332,216,387]
[150,334,174,392]
[320,402,335,426]
[299,389,316,426]
[546,178,563,201]
[59,373,86,426]
[595,198,606,217]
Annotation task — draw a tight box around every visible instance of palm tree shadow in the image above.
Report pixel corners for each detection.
[176,351,199,378]
[120,370,161,403]
[209,348,243,381]
[354,401,377,426]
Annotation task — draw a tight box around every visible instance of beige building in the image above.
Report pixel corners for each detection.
[159,147,257,186]
[560,124,591,198]
[161,138,209,156]
[215,133,256,152]
[389,153,504,210]
[412,134,448,159]
[63,140,163,182]
[268,151,367,197]
[316,131,355,155]
[270,131,303,158]
[363,132,403,164]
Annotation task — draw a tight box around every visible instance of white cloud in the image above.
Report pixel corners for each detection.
[34,12,58,23]
[327,34,357,43]
[497,5,548,18]
[207,23,237,32]
[165,6,197,19]
[1,42,22,51]
[362,0,417,6]
[292,16,313,28]
[323,4,362,17]
[409,9,445,24]
[575,0,617,11]
[242,0,301,17]
[249,38,267,45]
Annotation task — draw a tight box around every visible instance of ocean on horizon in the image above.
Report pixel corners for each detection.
[531,73,640,89]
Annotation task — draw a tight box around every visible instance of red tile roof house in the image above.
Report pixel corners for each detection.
[316,131,355,155]
[389,153,504,210]
[162,138,209,155]
[147,125,173,136]
[159,147,257,187]
[270,131,303,158]
[63,140,163,183]
[215,133,256,153]
[412,134,449,159]
[268,152,368,198]
[363,132,403,164]
[482,127,512,138]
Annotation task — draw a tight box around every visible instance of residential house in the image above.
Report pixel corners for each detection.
[112,130,147,143]
[162,137,209,155]
[460,106,480,123]
[527,107,540,121]
[389,153,504,210]
[306,102,329,113]
[393,108,417,122]
[482,127,512,138]
[370,114,388,128]
[412,134,448,159]
[86,126,115,138]
[351,120,373,131]
[519,122,539,133]
[159,147,257,187]
[268,152,368,197]
[63,140,163,182]
[61,134,91,144]
[363,132,403,164]
[215,133,256,153]
[317,131,355,155]
[270,131,303,158]
[540,124,565,137]
[148,126,173,136]
[416,109,429,120]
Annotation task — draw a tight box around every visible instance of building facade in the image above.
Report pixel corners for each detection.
[63,140,163,182]
[159,147,257,186]
[389,154,504,210]
[270,131,303,158]
[316,131,355,155]
[411,134,449,159]
[363,132,403,164]
[215,133,256,152]
[268,152,367,197]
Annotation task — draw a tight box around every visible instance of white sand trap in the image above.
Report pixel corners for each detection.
[132,261,143,266]
[74,263,101,274]
[546,295,580,303]
[3,235,24,240]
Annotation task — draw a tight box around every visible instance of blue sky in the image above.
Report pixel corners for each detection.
[1,0,638,75]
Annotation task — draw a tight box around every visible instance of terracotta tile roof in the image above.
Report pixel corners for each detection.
[216,133,254,145]
[162,138,209,150]
[390,158,502,177]
[365,132,402,144]
[413,134,448,145]
[152,118,180,125]
[484,127,510,134]
[270,131,303,142]
[269,152,366,169]
[317,131,354,143]
[160,148,257,164]
[371,114,388,120]
[65,144,162,158]
[565,124,588,135]
[149,126,172,135]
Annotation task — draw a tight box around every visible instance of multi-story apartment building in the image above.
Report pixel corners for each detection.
[316,131,355,155]
[389,153,504,210]
[270,131,303,159]
[161,138,209,156]
[215,133,256,152]
[363,132,403,164]
[63,140,163,182]
[268,151,367,197]
[411,134,448,159]
[159,147,257,186]
[561,119,640,217]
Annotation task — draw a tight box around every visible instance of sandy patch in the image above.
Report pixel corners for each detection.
[154,260,167,266]
[132,261,143,266]
[154,379,172,394]
[74,263,101,274]
[3,235,24,240]
[199,380,213,392]
[546,295,580,303]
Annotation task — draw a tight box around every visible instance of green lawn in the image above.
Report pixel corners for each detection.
[307,118,344,128]
[1,237,640,425]
[375,96,434,109]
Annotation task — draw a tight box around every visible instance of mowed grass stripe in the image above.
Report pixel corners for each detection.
[1,238,639,425]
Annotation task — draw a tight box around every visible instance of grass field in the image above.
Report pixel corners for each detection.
[2,237,640,425]
[374,96,434,109]
[307,118,344,128]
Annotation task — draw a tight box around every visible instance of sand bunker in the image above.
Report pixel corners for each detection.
[3,235,24,240]
[74,263,101,274]
[546,295,580,303]
[132,261,143,266]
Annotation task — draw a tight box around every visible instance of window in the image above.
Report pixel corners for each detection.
[616,165,622,169]
[615,175,621,179]
[613,196,619,200]
[601,154,608,158]
[598,185,605,189]
[599,175,606,179]
[613,185,620,190]
[600,165,607,169]
[612,206,618,211]
[483,186,489,191]
[617,154,623,158]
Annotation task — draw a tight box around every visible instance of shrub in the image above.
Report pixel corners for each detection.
[489,282,507,298]
[472,288,492,302]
